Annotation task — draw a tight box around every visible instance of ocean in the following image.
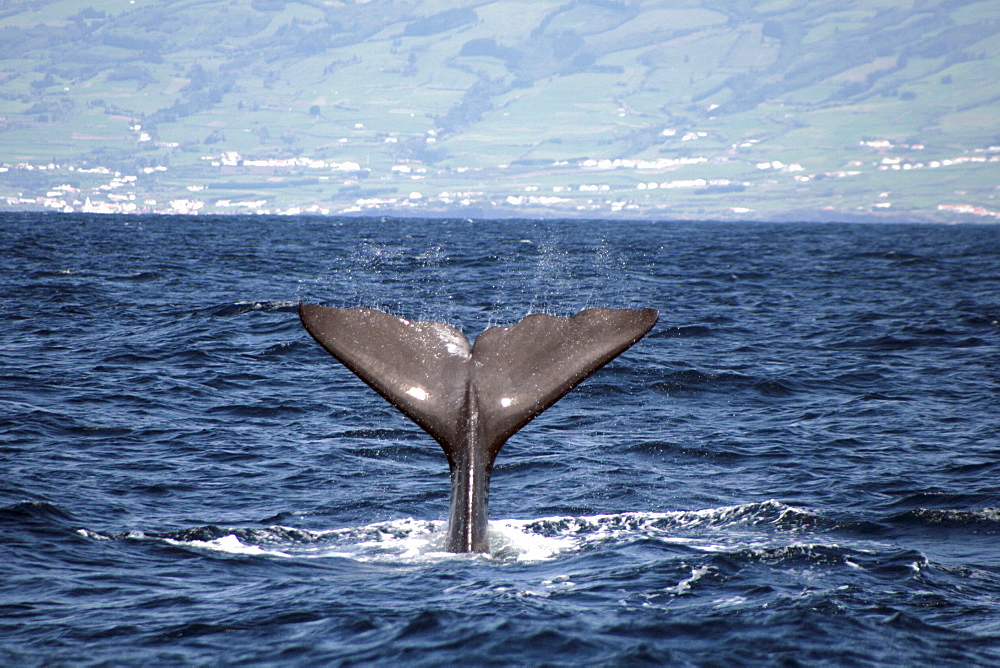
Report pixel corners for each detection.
[1,212,998,665]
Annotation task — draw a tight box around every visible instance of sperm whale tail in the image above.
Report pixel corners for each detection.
[298,303,658,552]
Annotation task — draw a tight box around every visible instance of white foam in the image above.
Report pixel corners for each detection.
[667,565,711,595]
[713,595,749,609]
[76,528,110,541]
[162,534,292,558]
[489,520,578,562]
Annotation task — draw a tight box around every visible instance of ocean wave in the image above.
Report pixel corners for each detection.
[81,519,459,563]
[205,300,300,317]
[516,500,821,535]
[886,507,1000,531]
[73,501,825,565]
[654,324,714,338]
[0,500,77,525]
[855,250,939,266]
[652,369,798,396]
[107,271,163,282]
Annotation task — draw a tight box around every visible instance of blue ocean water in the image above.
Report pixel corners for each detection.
[1,212,999,665]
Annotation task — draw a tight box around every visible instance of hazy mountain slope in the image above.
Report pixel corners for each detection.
[1,0,997,220]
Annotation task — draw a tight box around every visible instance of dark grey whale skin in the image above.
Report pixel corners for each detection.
[299,303,658,553]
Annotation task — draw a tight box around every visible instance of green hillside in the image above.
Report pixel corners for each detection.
[1,0,998,220]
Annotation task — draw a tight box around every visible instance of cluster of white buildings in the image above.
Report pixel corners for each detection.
[937,203,1000,219]
[203,151,362,172]
[877,154,998,171]
[580,156,710,170]
[861,139,1000,171]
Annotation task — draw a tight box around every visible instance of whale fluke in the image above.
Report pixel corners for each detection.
[299,303,658,552]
